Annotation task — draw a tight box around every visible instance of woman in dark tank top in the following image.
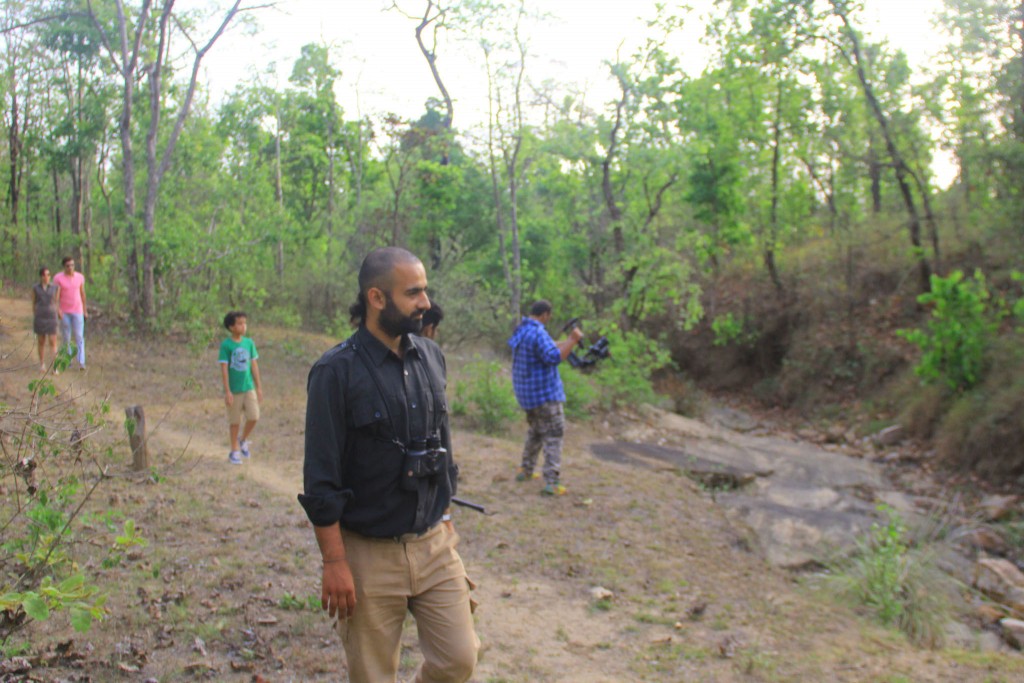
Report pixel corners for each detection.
[32,266,60,372]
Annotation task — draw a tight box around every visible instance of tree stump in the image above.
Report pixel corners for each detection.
[125,405,148,471]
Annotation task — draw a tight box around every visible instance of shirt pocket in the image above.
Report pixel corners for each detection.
[348,396,404,501]
[430,390,449,417]
[351,396,391,439]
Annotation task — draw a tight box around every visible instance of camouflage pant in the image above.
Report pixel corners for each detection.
[520,401,565,485]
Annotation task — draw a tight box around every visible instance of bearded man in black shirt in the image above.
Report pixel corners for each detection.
[299,247,478,683]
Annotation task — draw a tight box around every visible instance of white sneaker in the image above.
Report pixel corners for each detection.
[239,440,251,458]
[228,450,243,465]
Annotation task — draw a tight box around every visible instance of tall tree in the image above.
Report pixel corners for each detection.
[87,0,250,320]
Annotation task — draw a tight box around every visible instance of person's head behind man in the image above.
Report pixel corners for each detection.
[529,299,553,325]
[420,302,444,340]
[348,247,431,339]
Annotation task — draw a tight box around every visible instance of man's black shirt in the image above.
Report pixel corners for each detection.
[298,325,456,537]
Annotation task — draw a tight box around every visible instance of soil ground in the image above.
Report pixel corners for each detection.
[1,294,1023,682]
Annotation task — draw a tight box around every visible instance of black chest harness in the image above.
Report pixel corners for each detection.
[346,337,446,533]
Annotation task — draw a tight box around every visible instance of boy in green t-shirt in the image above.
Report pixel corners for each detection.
[218,311,263,465]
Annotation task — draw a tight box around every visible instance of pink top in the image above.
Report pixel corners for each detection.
[53,271,86,314]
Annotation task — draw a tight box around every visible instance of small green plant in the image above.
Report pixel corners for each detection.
[0,363,142,656]
[898,269,1003,392]
[0,575,107,635]
[831,505,951,647]
[279,593,319,611]
[101,519,148,569]
[452,359,519,434]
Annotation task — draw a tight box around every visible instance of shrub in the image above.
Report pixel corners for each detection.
[1,357,137,653]
[452,359,520,434]
[590,328,674,410]
[898,270,1003,392]
[710,312,758,347]
[934,335,1024,478]
[830,506,952,648]
[560,365,599,420]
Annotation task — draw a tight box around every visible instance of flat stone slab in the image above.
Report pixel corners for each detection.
[594,405,902,568]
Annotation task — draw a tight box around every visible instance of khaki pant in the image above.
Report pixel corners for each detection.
[338,523,479,683]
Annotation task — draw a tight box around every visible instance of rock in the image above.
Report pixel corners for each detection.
[824,426,846,444]
[717,634,740,658]
[974,603,1006,625]
[978,630,1009,653]
[873,424,905,447]
[0,658,31,675]
[978,494,1019,522]
[1000,618,1024,649]
[944,621,975,649]
[958,527,1009,556]
[973,559,1024,615]
[590,586,613,601]
[796,428,821,443]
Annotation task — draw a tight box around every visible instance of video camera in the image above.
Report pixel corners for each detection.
[561,317,612,370]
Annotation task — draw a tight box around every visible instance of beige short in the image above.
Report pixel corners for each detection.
[226,389,260,425]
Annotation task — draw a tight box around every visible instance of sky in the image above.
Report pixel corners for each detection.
[185,0,952,179]
[191,0,947,120]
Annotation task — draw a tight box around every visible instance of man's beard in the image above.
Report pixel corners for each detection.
[379,295,424,337]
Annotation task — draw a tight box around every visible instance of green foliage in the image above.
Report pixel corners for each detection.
[710,312,758,347]
[560,366,600,420]
[0,375,137,649]
[279,593,320,611]
[1013,271,1024,321]
[590,329,674,410]
[452,359,520,434]
[898,270,1003,392]
[831,506,951,647]
[1,575,107,635]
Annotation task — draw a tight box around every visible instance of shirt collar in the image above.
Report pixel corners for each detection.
[355,326,422,366]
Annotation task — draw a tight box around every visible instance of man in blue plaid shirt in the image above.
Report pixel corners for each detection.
[508,300,584,495]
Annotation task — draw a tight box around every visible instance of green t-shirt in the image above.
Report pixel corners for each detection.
[219,336,259,394]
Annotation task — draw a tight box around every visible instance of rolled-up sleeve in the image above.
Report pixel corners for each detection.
[298,362,352,526]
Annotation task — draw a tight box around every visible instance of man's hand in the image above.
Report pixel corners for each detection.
[224,393,234,408]
[256,387,264,402]
[322,559,357,619]
[569,327,584,343]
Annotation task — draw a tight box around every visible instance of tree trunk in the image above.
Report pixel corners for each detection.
[51,167,62,235]
[274,107,285,281]
[867,143,882,213]
[7,87,21,232]
[833,5,932,293]
[125,405,149,471]
[767,90,784,295]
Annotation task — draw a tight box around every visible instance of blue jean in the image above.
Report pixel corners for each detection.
[61,313,86,367]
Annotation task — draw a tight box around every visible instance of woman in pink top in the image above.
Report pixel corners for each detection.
[53,256,87,370]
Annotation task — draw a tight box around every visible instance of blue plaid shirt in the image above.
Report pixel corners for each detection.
[509,317,565,410]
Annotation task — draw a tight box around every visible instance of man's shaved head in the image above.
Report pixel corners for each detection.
[358,247,421,295]
[349,247,423,325]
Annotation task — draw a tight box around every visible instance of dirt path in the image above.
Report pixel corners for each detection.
[2,294,1022,682]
